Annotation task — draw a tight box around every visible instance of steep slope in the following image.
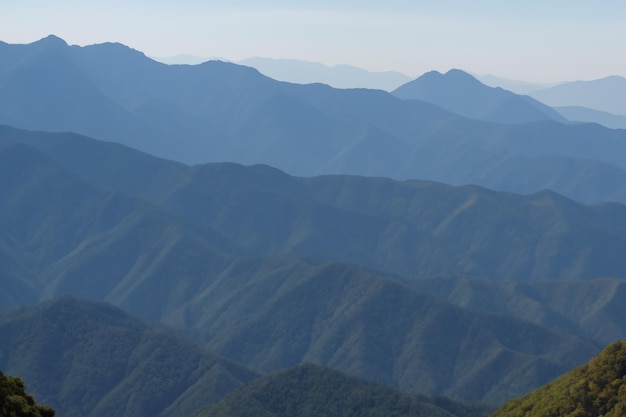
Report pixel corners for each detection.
[392,69,565,124]
[200,364,490,417]
[0,297,257,417]
[3,37,626,206]
[491,340,626,417]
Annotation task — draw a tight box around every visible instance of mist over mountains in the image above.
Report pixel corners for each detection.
[2,36,626,206]
[2,34,626,417]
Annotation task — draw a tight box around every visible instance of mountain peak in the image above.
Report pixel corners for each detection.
[33,34,68,48]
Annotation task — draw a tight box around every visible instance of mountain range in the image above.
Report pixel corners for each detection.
[3,126,625,405]
[2,34,626,415]
[2,36,626,206]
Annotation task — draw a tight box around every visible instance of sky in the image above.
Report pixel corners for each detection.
[1,1,625,83]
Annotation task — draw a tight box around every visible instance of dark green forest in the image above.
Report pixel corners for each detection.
[0,372,54,417]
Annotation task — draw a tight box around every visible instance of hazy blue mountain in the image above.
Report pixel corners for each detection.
[3,37,626,206]
[153,53,212,65]
[238,57,413,90]
[408,277,626,346]
[555,105,626,130]
[8,127,626,283]
[392,69,566,124]
[0,136,237,315]
[0,297,258,417]
[0,129,612,405]
[530,75,626,116]
[200,364,491,417]
[472,73,552,95]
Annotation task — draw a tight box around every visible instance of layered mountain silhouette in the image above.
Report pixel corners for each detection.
[555,105,626,130]
[0,130,614,404]
[392,69,566,124]
[3,37,626,205]
[491,340,626,417]
[0,297,258,417]
[0,129,626,403]
[238,57,413,90]
[7,126,626,284]
[530,75,626,116]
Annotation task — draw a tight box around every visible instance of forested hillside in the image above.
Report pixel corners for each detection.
[491,340,626,417]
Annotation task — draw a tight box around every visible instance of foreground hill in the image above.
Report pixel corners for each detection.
[491,340,626,417]
[0,298,257,417]
[200,364,491,417]
[0,371,54,417]
[3,37,626,204]
[392,69,565,124]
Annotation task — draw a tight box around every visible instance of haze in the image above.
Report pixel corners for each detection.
[2,1,626,83]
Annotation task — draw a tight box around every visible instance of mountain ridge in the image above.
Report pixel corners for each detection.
[3,37,626,206]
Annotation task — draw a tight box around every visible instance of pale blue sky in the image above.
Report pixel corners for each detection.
[1,1,625,82]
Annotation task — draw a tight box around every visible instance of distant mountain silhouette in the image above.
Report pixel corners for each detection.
[555,105,626,130]
[472,73,552,95]
[392,69,566,124]
[530,75,626,116]
[238,57,413,90]
[3,37,626,205]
